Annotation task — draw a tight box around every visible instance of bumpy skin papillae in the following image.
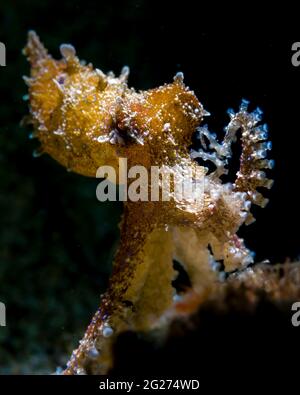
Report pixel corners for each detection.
[24,32,273,374]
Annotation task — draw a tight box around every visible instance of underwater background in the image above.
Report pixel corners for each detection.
[0,0,299,373]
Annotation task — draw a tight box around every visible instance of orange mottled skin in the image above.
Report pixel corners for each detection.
[24,31,273,374]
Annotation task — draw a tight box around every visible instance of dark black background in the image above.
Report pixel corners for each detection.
[0,0,299,373]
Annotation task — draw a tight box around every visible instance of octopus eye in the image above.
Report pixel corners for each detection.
[57,75,65,85]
